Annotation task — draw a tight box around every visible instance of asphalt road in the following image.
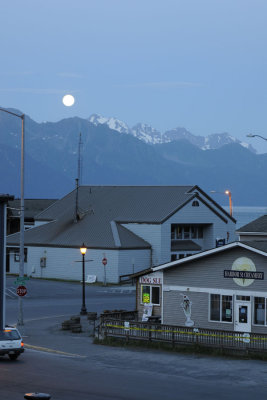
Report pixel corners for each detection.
[2,277,267,400]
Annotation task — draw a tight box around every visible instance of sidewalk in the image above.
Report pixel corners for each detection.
[18,314,97,357]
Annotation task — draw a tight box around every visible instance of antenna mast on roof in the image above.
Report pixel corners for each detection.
[77,132,83,185]
[75,133,83,222]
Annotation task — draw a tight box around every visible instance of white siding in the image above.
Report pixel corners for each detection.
[161,199,235,263]
[124,199,236,267]
[122,223,161,266]
[118,249,151,277]
[9,246,150,284]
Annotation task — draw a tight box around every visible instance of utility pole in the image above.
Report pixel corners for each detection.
[0,195,14,330]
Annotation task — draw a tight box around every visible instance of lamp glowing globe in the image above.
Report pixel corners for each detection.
[62,94,75,107]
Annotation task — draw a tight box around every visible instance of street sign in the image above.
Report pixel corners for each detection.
[14,276,30,285]
[102,257,107,266]
[16,285,27,297]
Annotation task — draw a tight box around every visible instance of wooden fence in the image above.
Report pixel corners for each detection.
[98,318,267,353]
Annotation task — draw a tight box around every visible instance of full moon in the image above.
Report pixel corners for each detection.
[62,94,75,107]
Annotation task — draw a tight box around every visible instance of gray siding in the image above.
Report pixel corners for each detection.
[164,247,267,292]
[136,280,162,320]
[162,290,234,330]
[161,247,267,333]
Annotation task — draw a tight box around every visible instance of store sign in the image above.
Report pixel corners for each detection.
[225,257,263,287]
[140,276,162,284]
[224,270,264,280]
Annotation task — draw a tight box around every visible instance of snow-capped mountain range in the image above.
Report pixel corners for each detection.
[88,113,255,152]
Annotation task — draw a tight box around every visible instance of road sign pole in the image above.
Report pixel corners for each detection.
[102,256,107,286]
[0,201,6,330]
[0,196,14,330]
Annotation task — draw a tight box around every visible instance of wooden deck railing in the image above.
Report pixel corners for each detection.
[98,319,267,353]
[100,310,138,322]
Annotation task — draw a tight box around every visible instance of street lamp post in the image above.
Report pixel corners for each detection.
[80,243,87,315]
[0,108,25,326]
[224,190,233,217]
[210,190,233,217]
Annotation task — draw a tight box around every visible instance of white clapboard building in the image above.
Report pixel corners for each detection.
[7,185,236,283]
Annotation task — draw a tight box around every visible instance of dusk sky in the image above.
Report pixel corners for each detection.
[1,0,267,152]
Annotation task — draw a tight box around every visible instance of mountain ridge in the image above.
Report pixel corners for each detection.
[0,108,265,206]
[88,113,256,152]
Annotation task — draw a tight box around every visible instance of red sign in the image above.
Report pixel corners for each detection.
[16,285,27,297]
[102,257,107,266]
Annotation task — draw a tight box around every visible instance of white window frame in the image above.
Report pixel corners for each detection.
[252,296,267,326]
[171,224,204,240]
[141,285,160,306]
[209,293,233,324]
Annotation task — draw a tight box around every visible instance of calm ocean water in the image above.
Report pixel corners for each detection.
[223,206,267,229]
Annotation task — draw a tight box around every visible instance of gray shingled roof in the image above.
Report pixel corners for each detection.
[237,215,267,233]
[241,240,267,253]
[8,199,57,219]
[35,186,196,223]
[7,185,229,249]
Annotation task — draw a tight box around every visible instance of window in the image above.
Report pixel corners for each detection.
[210,294,220,321]
[236,295,250,301]
[13,249,27,263]
[222,295,233,322]
[171,224,204,240]
[184,226,190,239]
[198,226,203,239]
[141,285,160,305]
[210,294,233,323]
[254,297,265,325]
[192,200,199,207]
[191,226,197,239]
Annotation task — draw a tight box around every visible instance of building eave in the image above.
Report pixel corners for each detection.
[152,241,267,272]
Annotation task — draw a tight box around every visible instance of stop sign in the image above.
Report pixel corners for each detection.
[16,285,27,297]
[102,257,107,266]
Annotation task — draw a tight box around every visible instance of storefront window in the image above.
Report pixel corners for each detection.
[142,286,150,303]
[210,294,232,323]
[222,295,232,322]
[152,287,160,304]
[141,285,160,305]
[254,297,265,325]
[210,294,220,321]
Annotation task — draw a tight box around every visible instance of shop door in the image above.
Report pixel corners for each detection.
[234,301,251,332]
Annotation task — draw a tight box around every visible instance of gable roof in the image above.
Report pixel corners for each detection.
[35,185,196,223]
[188,185,236,224]
[36,185,233,224]
[8,198,57,220]
[7,213,151,250]
[152,241,267,272]
[237,215,267,234]
[7,185,234,249]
